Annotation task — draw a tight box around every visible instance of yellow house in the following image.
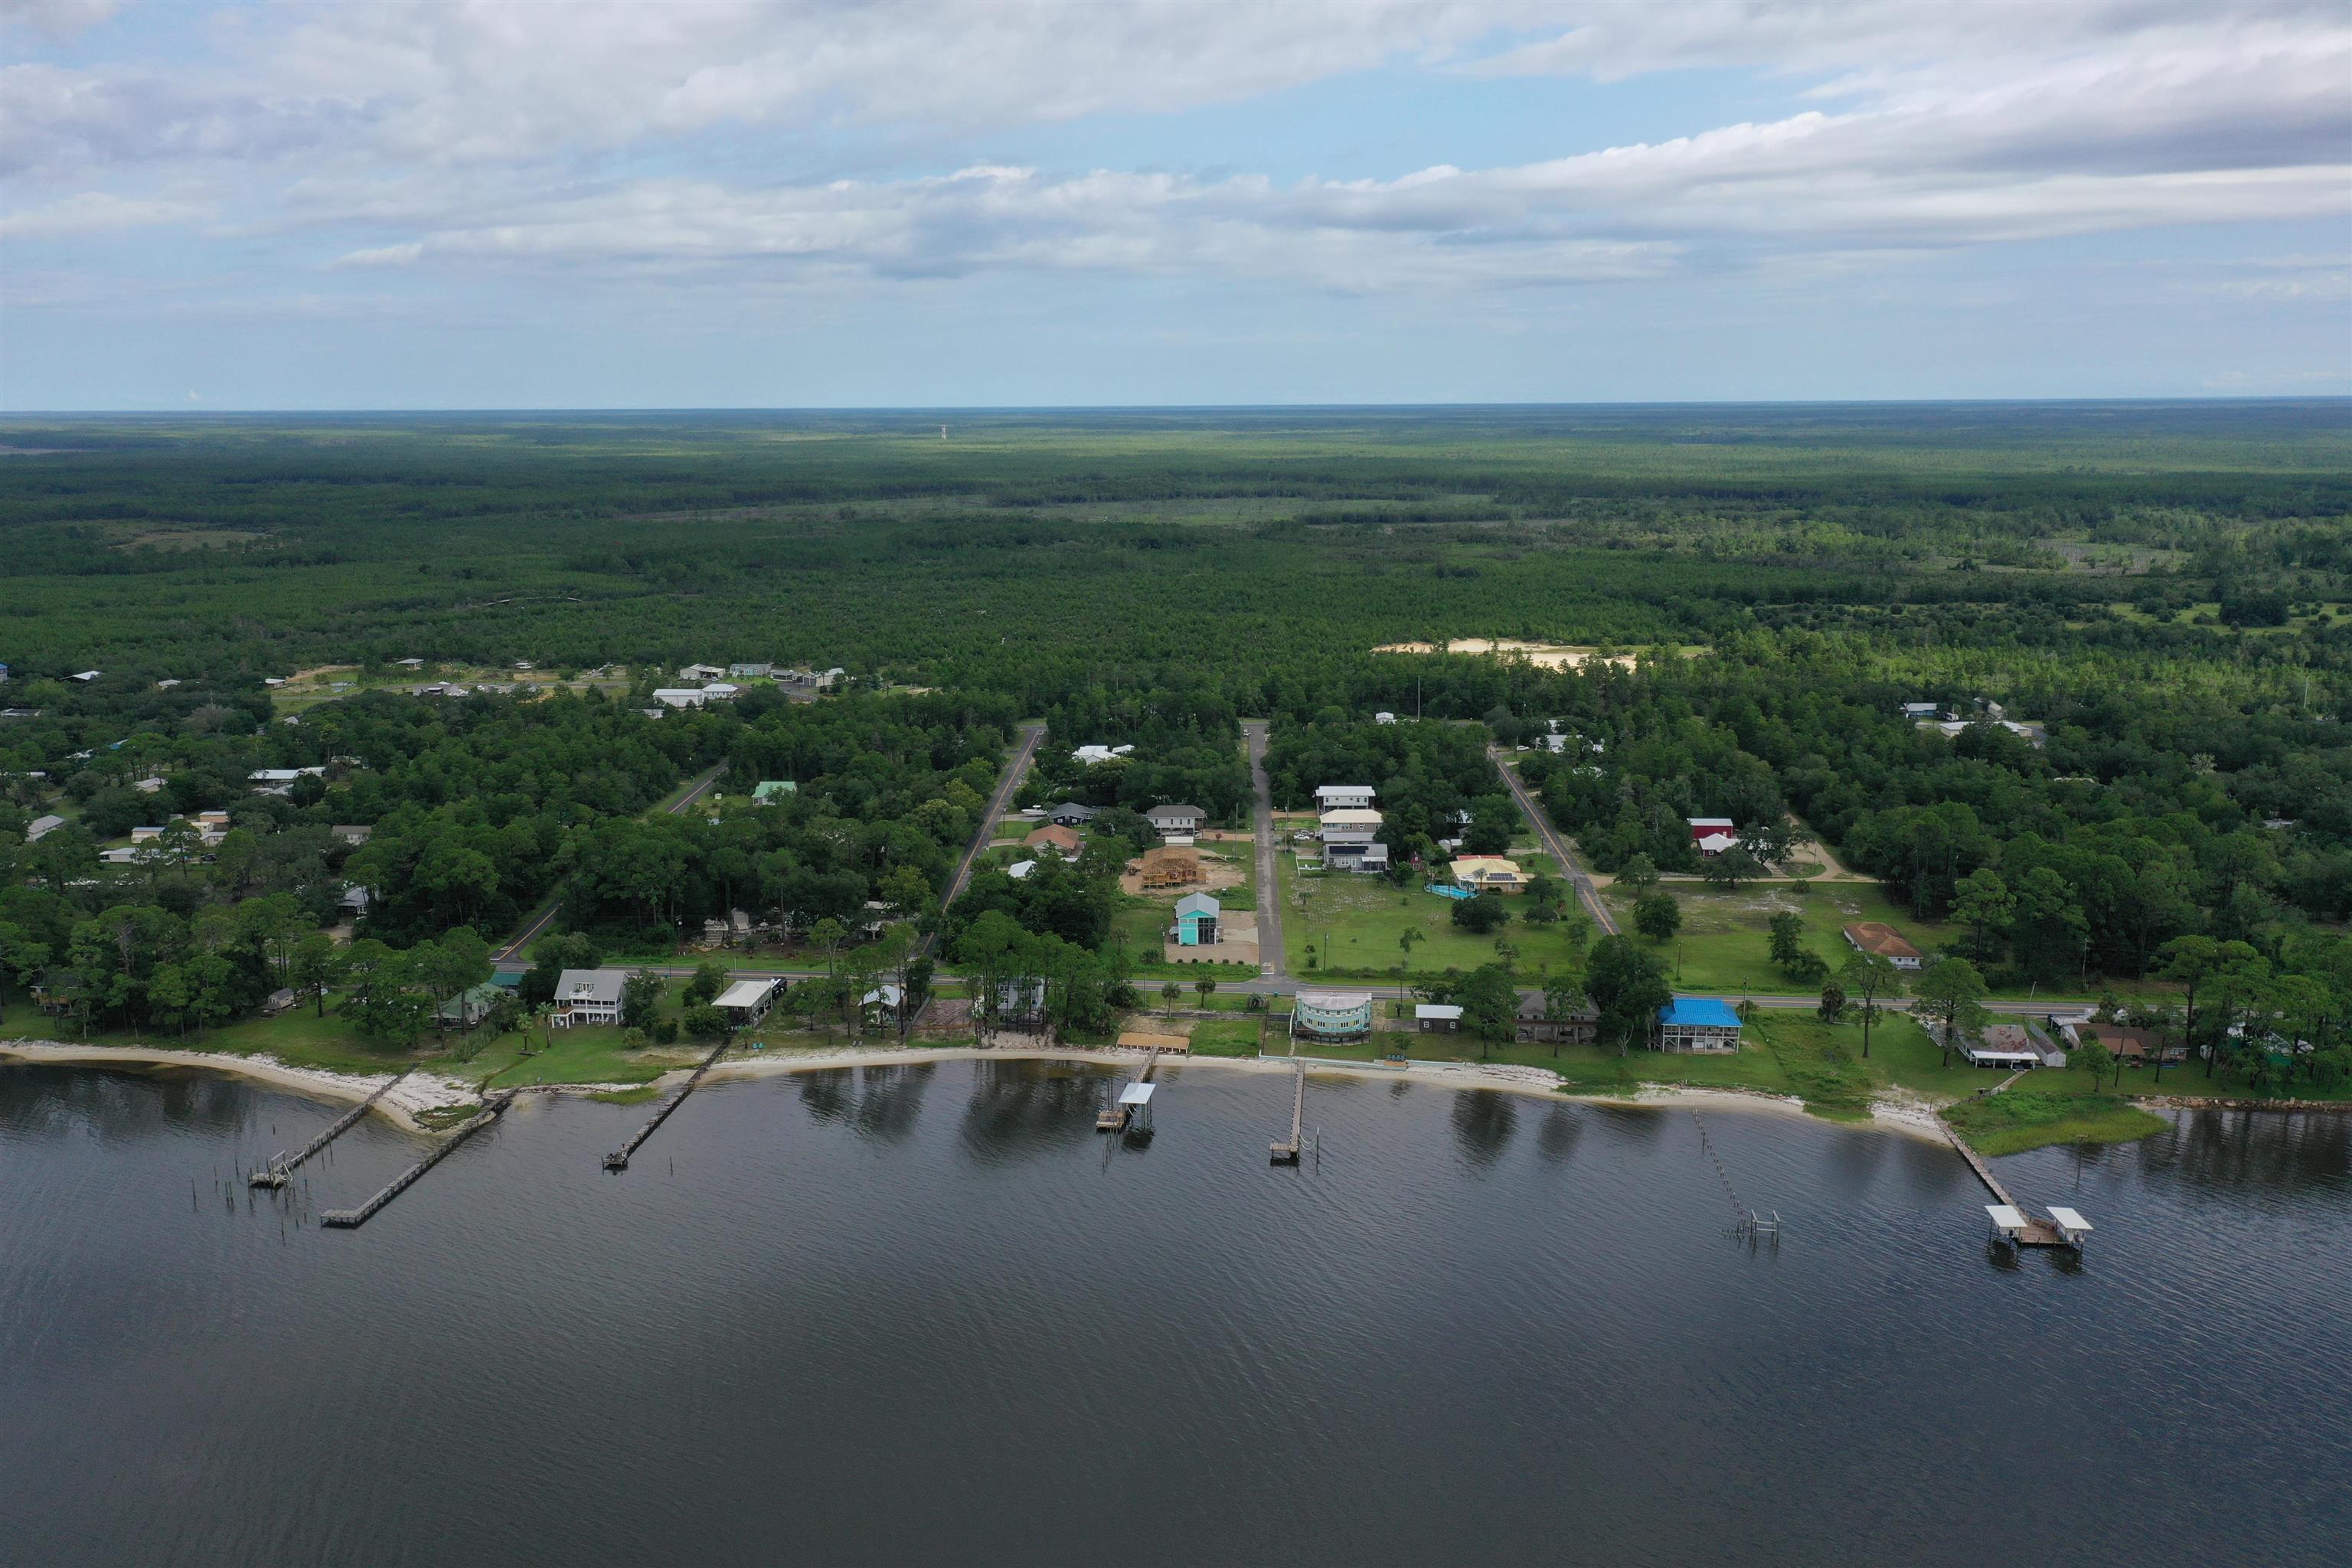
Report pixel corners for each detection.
[1451,855,1526,893]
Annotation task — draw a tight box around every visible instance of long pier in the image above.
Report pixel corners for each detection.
[603,1039,731,1170]
[1269,1061,1306,1163]
[322,1090,515,1229]
[251,1068,411,1188]
[1942,1122,2086,1249]
[1096,1048,1161,1132]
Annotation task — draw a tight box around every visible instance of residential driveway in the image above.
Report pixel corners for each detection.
[1244,721,1288,978]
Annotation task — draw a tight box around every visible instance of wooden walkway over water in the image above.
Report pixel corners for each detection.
[1096,1048,1161,1132]
[605,1039,731,1170]
[250,1069,410,1188]
[321,1090,515,1229]
[1942,1123,2079,1249]
[1269,1062,1305,1163]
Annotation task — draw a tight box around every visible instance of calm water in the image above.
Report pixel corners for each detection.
[2,1058,2347,1567]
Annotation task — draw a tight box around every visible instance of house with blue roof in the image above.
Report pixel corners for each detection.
[1657,997,1743,1054]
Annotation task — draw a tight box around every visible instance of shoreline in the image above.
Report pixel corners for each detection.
[0,1041,475,1135]
[11,1037,2334,1146]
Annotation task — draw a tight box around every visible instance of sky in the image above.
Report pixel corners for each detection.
[2,0,2348,410]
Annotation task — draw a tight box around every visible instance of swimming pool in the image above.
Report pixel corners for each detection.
[1426,883,1472,900]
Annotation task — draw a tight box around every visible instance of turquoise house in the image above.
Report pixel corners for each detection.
[1173,892,1220,946]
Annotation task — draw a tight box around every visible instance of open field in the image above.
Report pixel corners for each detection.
[1278,851,1596,982]
[1944,1089,2172,1155]
[1600,880,1954,996]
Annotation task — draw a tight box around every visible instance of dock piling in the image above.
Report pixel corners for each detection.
[321,1091,514,1229]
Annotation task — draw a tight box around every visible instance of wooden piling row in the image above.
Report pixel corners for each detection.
[251,1069,411,1188]
[1269,1063,1305,1163]
[603,1039,731,1171]
[321,1091,514,1229]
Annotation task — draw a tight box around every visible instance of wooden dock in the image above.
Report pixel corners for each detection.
[604,1039,731,1171]
[1269,1062,1305,1163]
[1096,1048,1161,1132]
[321,1090,514,1229]
[251,1068,410,1188]
[1942,1124,2079,1248]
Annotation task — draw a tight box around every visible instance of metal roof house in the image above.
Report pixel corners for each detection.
[1047,802,1099,827]
[1452,855,1526,892]
[752,780,798,803]
[1172,892,1220,946]
[551,969,629,1028]
[1657,997,1743,1054]
[1315,785,1376,809]
[1143,802,1204,839]
[714,978,779,1029]
[1292,988,1374,1041]
[1415,1003,1462,1033]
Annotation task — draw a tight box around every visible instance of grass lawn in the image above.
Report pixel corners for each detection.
[1278,851,1594,982]
[1602,880,1952,996]
[1944,1089,2170,1155]
[1187,1018,1267,1057]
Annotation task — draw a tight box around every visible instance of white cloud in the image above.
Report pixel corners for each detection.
[0,189,204,237]
[1,1,2345,303]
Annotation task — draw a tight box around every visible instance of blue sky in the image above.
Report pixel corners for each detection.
[3,0,2347,409]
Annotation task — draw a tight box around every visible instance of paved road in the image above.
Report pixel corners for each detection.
[1243,720,1288,979]
[920,722,1044,957]
[494,761,728,960]
[1489,746,1618,936]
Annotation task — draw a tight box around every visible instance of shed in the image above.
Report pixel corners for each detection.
[1415,1004,1463,1033]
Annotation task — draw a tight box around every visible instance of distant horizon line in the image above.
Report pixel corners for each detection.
[5,395,2347,419]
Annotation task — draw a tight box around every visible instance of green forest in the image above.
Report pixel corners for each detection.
[1,404,2347,1095]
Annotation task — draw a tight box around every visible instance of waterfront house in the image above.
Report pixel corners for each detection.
[1962,1024,2046,1070]
[1315,785,1376,811]
[1143,802,1204,840]
[1172,892,1220,946]
[550,969,629,1028]
[1516,991,1599,1047]
[1842,922,1924,970]
[714,978,780,1031]
[862,984,903,1028]
[1452,855,1526,893]
[1292,989,1375,1042]
[2068,1021,2182,1067]
[1415,1004,1462,1034]
[436,982,501,1030]
[1656,997,1742,1053]
[261,987,299,1018]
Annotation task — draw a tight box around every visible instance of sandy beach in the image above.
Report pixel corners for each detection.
[0,1041,475,1133]
[5,1034,1956,1144]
